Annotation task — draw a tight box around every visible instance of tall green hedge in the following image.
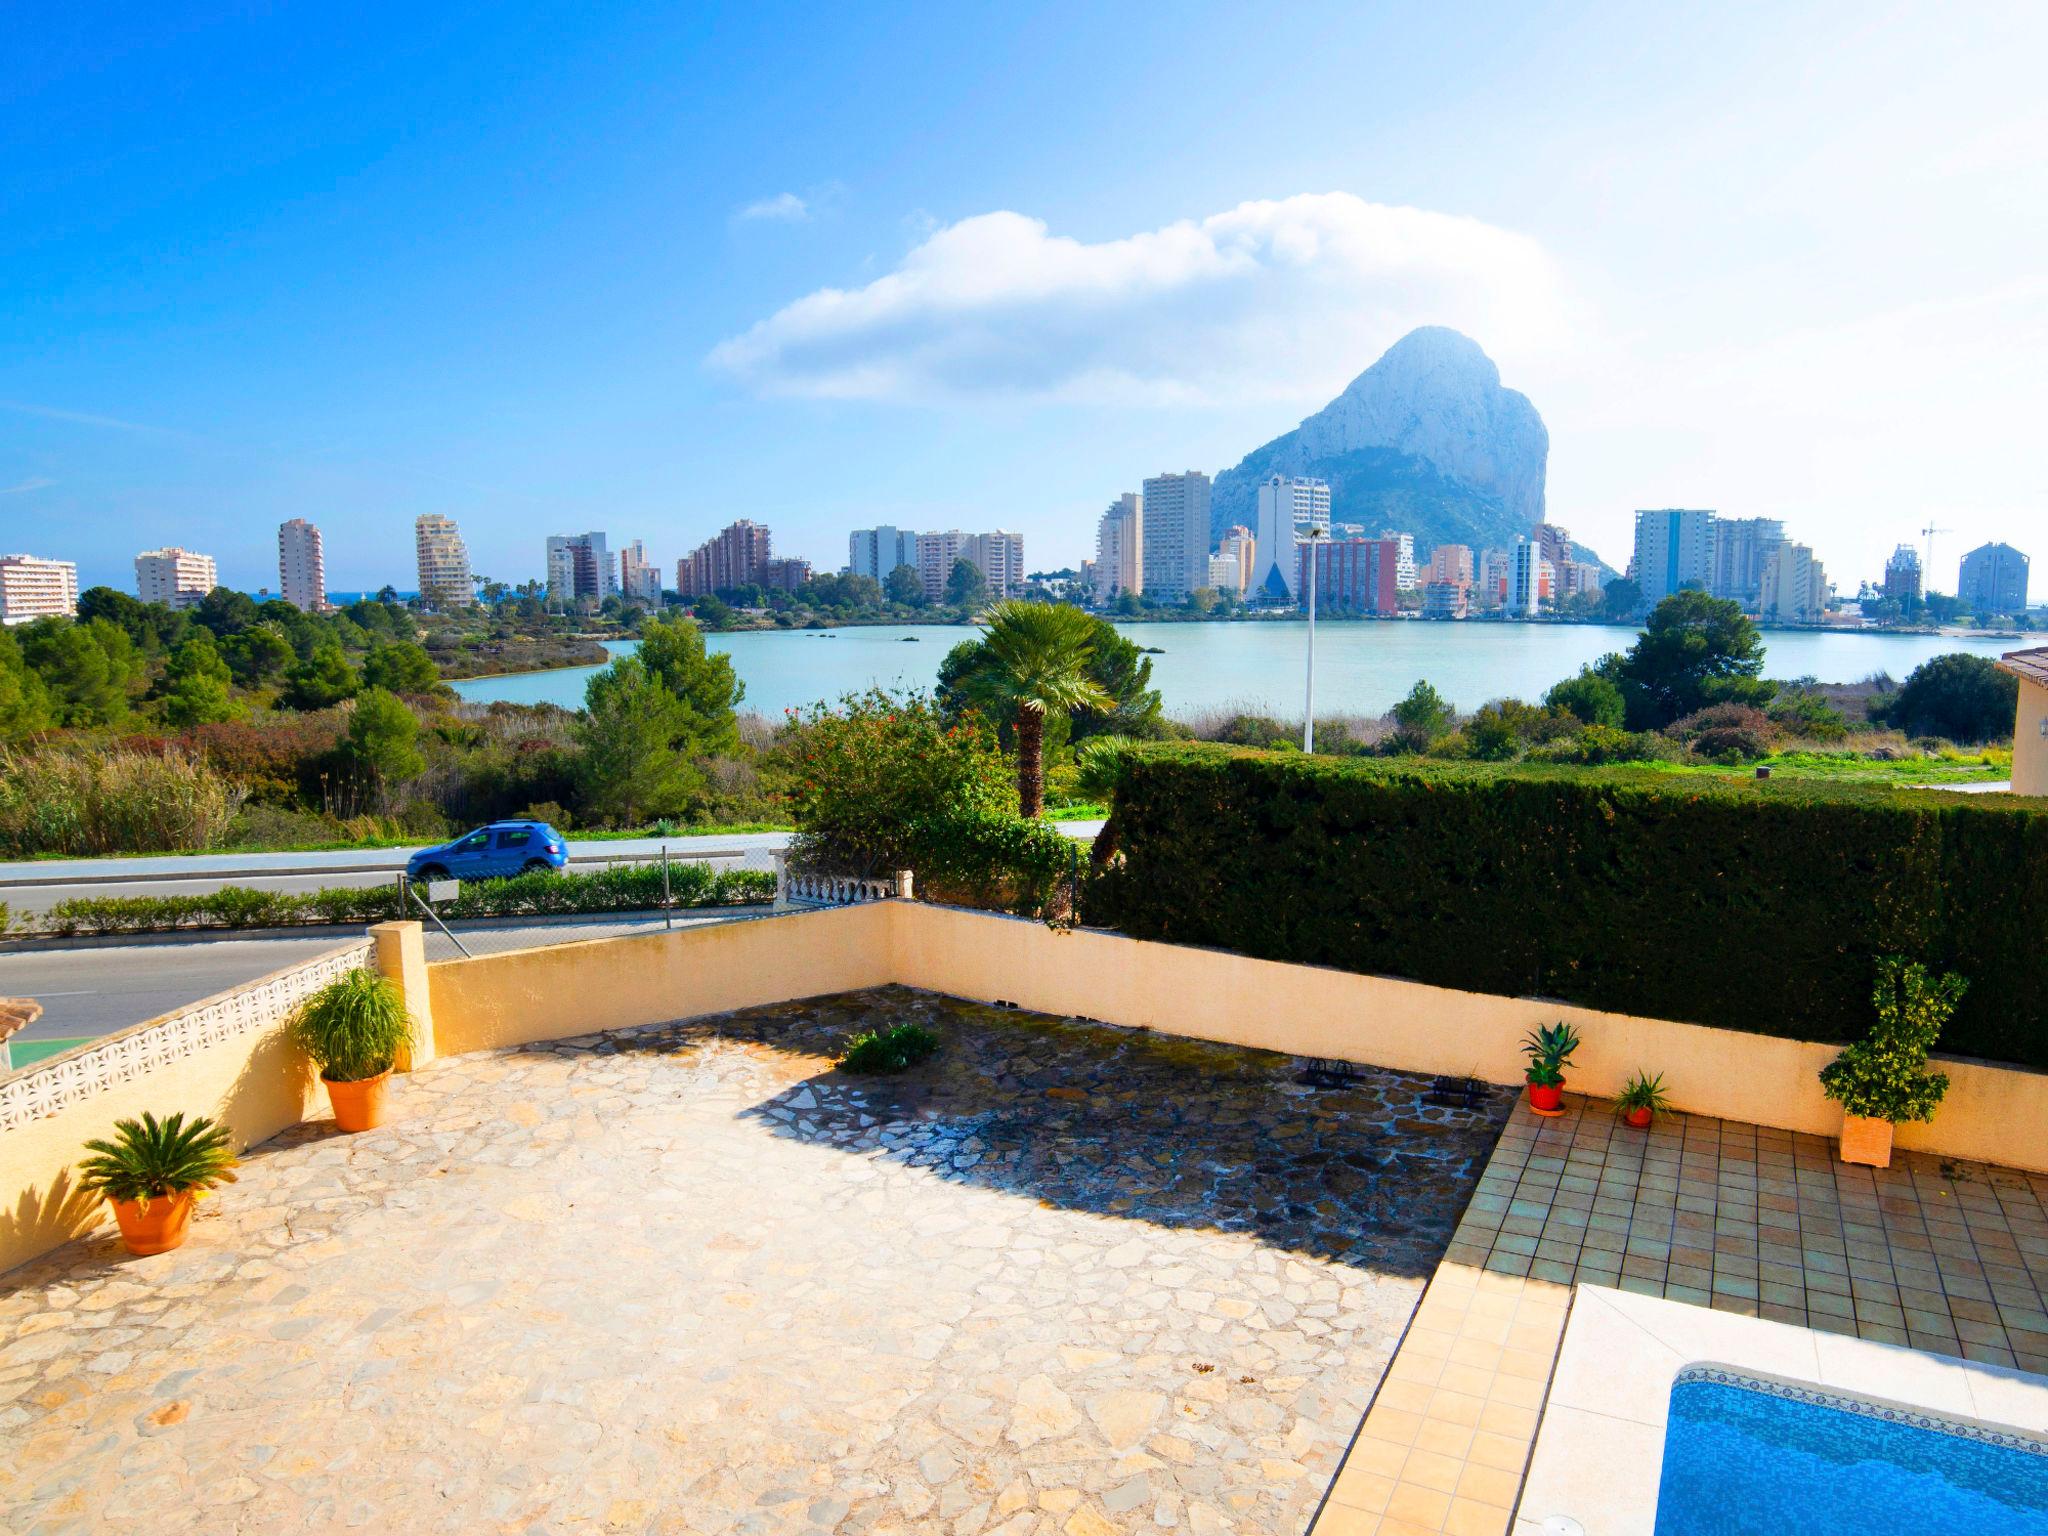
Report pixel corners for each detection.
[1092,745,2048,1067]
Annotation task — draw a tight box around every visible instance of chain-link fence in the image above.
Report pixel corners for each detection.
[406,847,780,962]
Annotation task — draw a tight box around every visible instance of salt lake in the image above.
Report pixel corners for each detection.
[450,620,2045,721]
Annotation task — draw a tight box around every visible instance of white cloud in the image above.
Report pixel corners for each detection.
[0,476,53,495]
[735,191,811,223]
[707,193,1567,404]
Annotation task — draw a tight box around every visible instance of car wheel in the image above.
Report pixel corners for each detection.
[415,864,450,883]
[523,859,553,875]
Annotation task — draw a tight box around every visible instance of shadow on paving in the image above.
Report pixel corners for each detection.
[565,984,1514,1278]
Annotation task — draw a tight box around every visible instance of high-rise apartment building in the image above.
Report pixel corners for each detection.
[1883,544,1923,601]
[762,557,812,592]
[677,520,773,597]
[848,526,919,584]
[1215,526,1255,596]
[1707,517,1784,609]
[1533,522,1574,573]
[618,541,663,603]
[278,519,326,612]
[1303,538,1400,615]
[1631,510,1716,604]
[0,554,79,625]
[1959,542,2029,616]
[1558,561,1605,601]
[135,547,219,610]
[1477,548,1511,608]
[964,531,1025,600]
[1092,495,1143,602]
[915,530,965,603]
[1140,471,1212,603]
[1760,542,1828,623]
[1426,544,1475,586]
[415,515,473,607]
[1249,475,1328,603]
[1378,531,1417,592]
[546,532,616,606]
[1508,539,1548,617]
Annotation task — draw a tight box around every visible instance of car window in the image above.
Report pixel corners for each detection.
[494,829,531,849]
[457,831,491,851]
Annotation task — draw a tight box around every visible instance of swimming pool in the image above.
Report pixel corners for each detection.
[1653,1365,2048,1535]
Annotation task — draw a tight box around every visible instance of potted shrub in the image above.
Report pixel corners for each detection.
[76,1111,239,1256]
[1520,1022,1580,1117]
[290,970,416,1132]
[1819,957,1963,1168]
[1615,1069,1672,1129]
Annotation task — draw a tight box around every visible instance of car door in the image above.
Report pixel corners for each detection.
[492,827,533,876]
[447,829,493,877]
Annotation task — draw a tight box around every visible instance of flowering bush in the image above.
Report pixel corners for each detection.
[1818,957,1963,1122]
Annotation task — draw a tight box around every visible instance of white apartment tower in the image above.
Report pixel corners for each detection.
[1140,471,1212,603]
[545,532,615,606]
[618,541,663,603]
[1508,539,1546,617]
[278,519,326,612]
[1760,542,1828,623]
[415,515,473,607]
[1092,494,1143,603]
[1249,475,1328,603]
[1708,517,1784,609]
[848,526,919,583]
[1631,510,1716,604]
[964,531,1025,601]
[135,547,219,609]
[916,530,966,603]
[1379,530,1418,591]
[0,554,79,625]
[1216,525,1255,595]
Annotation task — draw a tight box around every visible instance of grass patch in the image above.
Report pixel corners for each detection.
[837,1023,940,1074]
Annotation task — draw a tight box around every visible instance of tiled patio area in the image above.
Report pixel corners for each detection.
[1311,1093,2048,1536]
[0,988,1510,1535]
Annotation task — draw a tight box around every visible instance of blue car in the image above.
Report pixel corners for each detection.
[406,821,568,883]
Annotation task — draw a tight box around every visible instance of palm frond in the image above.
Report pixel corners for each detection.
[76,1111,239,1203]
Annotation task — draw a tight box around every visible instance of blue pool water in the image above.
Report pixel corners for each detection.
[1654,1370,2048,1535]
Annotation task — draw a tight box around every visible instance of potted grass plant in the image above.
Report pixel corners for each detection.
[76,1111,239,1256]
[1819,957,1963,1169]
[290,970,416,1132]
[1616,1069,1672,1130]
[1520,1022,1580,1117]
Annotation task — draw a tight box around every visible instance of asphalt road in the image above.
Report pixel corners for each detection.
[0,911,747,1052]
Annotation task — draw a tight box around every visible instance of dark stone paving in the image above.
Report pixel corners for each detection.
[0,986,1511,1535]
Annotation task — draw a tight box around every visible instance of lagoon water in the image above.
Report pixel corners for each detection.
[450,620,2046,721]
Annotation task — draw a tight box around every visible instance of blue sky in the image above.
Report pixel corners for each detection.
[3,1,2043,595]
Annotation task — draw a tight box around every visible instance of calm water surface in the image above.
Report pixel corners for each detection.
[450,621,2046,720]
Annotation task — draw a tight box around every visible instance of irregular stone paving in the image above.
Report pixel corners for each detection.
[0,987,1511,1536]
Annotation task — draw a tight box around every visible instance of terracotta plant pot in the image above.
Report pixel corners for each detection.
[110,1192,196,1256]
[1526,1080,1565,1116]
[1624,1106,1654,1129]
[324,1071,392,1133]
[1838,1113,1893,1168]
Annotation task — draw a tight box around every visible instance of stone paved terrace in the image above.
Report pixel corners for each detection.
[0,987,1512,1535]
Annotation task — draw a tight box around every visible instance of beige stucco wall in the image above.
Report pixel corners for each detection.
[425,905,895,1057]
[2014,675,2048,797]
[885,902,2048,1173]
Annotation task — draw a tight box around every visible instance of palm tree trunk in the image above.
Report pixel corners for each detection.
[1016,705,1044,818]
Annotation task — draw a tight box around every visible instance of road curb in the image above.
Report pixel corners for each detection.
[0,904,773,954]
[0,849,757,891]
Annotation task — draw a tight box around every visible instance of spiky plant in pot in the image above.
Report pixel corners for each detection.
[76,1111,239,1255]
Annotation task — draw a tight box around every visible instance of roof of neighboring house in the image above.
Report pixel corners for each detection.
[0,998,43,1046]
[2000,646,2048,688]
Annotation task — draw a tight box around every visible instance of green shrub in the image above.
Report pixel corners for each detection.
[1818,957,1961,1122]
[1874,654,2019,744]
[290,970,415,1083]
[911,808,1077,918]
[0,747,244,856]
[837,1022,939,1074]
[1091,744,2048,1067]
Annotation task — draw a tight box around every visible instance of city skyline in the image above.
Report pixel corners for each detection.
[4,4,2044,595]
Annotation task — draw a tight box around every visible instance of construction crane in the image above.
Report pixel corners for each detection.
[1922,522,1951,577]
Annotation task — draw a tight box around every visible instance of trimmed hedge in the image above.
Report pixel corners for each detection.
[36,864,774,937]
[1091,745,2048,1068]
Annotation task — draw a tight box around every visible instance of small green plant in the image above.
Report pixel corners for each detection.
[1616,1070,1672,1117]
[838,1022,939,1075]
[76,1111,239,1204]
[1819,957,1963,1123]
[290,970,415,1084]
[1520,1022,1581,1087]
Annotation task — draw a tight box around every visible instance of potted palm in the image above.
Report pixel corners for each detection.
[1819,957,1963,1168]
[1615,1070,1672,1129]
[76,1111,239,1255]
[1520,1022,1580,1117]
[290,970,416,1132]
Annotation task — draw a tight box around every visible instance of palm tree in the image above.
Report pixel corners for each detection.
[975,601,1113,818]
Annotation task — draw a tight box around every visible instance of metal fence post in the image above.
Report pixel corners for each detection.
[662,845,672,930]
[773,849,790,911]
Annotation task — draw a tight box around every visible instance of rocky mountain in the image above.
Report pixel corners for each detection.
[1210,327,1589,564]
